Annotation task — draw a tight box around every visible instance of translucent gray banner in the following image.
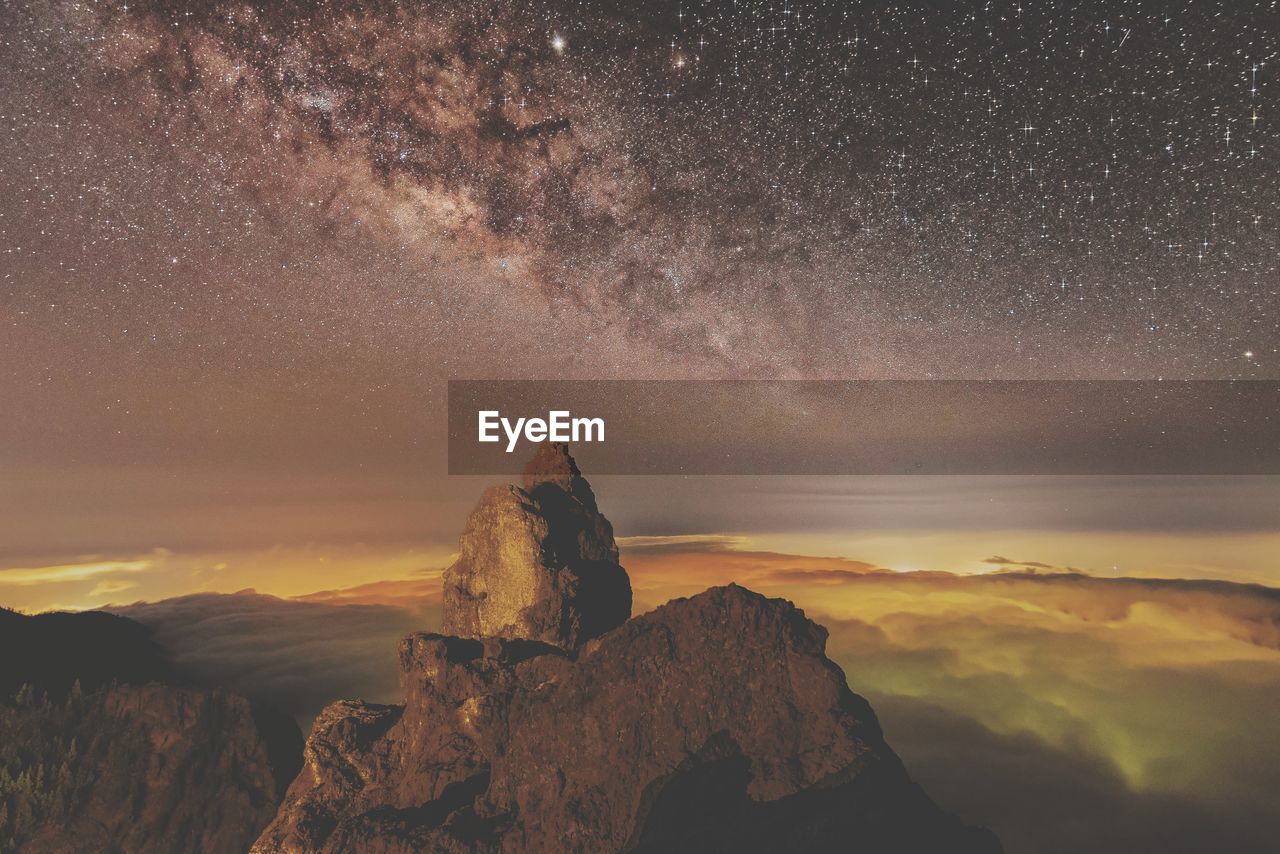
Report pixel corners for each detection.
[447,380,1280,475]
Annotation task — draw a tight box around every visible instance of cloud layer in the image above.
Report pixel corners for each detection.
[114,590,428,722]
[103,539,1280,851]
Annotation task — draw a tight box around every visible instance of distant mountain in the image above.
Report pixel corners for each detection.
[0,607,302,852]
[0,606,170,700]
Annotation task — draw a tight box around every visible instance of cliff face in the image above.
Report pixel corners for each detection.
[255,444,1000,853]
[0,609,302,853]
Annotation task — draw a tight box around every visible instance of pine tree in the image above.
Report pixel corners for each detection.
[11,794,32,839]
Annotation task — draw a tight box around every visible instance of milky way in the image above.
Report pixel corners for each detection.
[2,0,1277,391]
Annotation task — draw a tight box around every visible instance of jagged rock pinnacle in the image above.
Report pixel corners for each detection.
[442,443,631,650]
[522,441,579,492]
[254,447,1002,853]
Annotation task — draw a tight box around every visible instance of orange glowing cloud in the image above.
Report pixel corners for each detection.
[95,534,1280,853]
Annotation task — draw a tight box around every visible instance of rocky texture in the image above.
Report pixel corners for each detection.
[0,607,303,853]
[442,443,631,650]
[256,585,998,852]
[255,444,998,853]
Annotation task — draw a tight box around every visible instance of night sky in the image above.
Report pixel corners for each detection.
[1,1,1278,579]
[2,0,1276,388]
[3,8,1280,850]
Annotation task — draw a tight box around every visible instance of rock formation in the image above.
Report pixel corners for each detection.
[442,442,631,649]
[254,444,1000,853]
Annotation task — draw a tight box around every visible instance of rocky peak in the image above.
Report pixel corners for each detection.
[255,582,1001,853]
[442,443,630,650]
[522,441,588,498]
[254,448,1001,853]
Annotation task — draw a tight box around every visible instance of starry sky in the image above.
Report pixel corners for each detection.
[1,0,1278,594]
[3,0,1276,383]
[3,10,1279,850]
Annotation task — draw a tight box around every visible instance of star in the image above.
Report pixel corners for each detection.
[1,0,1275,382]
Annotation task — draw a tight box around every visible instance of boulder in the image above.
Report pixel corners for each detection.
[442,443,630,650]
